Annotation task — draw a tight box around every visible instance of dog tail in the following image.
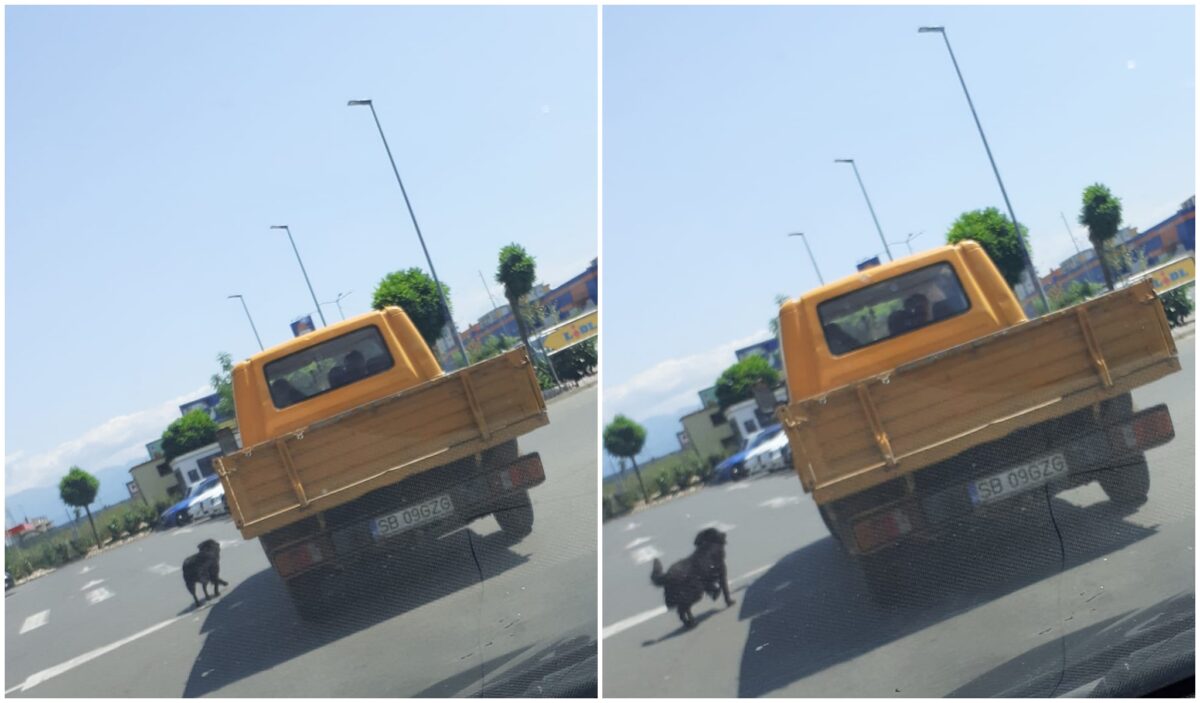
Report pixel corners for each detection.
[650,558,666,587]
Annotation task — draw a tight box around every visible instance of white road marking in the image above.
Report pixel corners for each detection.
[700,521,736,532]
[726,483,749,491]
[84,587,113,605]
[19,611,49,634]
[5,611,191,694]
[759,496,801,509]
[80,579,105,591]
[78,566,93,575]
[602,562,774,640]
[625,537,653,549]
[148,563,180,576]
[629,546,663,565]
[623,522,640,531]
[218,539,241,549]
[172,528,194,536]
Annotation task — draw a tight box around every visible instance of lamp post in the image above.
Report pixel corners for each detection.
[889,231,925,255]
[786,233,825,285]
[269,225,327,327]
[321,291,353,321]
[834,159,893,262]
[348,98,469,363]
[1060,212,1082,255]
[227,294,264,351]
[918,25,1050,313]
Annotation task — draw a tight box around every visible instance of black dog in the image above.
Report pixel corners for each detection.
[650,527,735,628]
[182,539,229,608]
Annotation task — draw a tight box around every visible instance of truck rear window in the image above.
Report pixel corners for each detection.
[816,262,970,355]
[264,325,396,409]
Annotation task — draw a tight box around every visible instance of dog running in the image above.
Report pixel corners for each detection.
[182,539,229,608]
[650,527,735,628]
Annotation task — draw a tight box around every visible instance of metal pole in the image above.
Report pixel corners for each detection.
[788,233,825,284]
[270,225,327,327]
[479,270,501,312]
[1060,212,1082,254]
[836,159,893,262]
[348,99,470,363]
[228,295,264,351]
[921,26,1050,313]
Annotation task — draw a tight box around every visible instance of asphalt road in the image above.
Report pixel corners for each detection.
[6,385,597,697]
[603,337,1194,698]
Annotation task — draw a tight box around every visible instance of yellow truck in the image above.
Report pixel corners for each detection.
[215,307,549,619]
[776,241,1180,601]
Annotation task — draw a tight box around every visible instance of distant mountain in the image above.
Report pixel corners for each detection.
[6,462,143,528]
[602,412,692,476]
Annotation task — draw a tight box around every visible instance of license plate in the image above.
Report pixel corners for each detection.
[968,454,1068,506]
[370,494,454,540]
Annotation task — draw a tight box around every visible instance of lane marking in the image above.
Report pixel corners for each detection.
[629,546,663,565]
[700,521,736,532]
[84,587,113,605]
[625,537,653,549]
[78,566,93,575]
[623,522,640,531]
[171,528,194,536]
[726,483,749,491]
[602,562,774,640]
[80,579,105,591]
[148,563,180,576]
[759,496,800,509]
[218,539,242,549]
[5,611,192,694]
[19,611,49,634]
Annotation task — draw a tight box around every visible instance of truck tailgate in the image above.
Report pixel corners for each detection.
[779,280,1180,505]
[217,347,548,539]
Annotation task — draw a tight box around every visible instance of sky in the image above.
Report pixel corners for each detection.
[4,6,597,499]
[602,5,1195,462]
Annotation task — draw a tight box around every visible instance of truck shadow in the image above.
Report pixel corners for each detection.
[411,634,597,697]
[735,495,1159,697]
[180,528,530,697]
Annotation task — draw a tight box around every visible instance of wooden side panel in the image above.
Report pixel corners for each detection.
[781,282,1180,505]
[221,348,549,539]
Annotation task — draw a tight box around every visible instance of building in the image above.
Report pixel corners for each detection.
[681,406,739,462]
[129,456,183,507]
[169,431,241,496]
[179,393,234,424]
[735,338,784,374]
[1022,198,1196,310]
[462,259,599,352]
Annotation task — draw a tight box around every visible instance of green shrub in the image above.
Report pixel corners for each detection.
[655,474,672,498]
[122,510,141,534]
[154,499,170,516]
[674,467,693,491]
[70,536,93,557]
[1161,285,1194,328]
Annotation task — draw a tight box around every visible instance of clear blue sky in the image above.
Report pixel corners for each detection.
[5,6,597,496]
[602,5,1195,460]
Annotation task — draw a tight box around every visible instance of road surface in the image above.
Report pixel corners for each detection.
[603,338,1194,697]
[6,385,597,697]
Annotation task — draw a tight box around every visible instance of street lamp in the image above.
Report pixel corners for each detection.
[321,291,353,321]
[269,225,328,327]
[786,233,825,285]
[889,231,925,255]
[227,294,264,351]
[348,98,469,363]
[918,25,1050,313]
[834,158,893,262]
[1060,212,1082,255]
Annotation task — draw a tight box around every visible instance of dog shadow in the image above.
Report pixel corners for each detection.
[179,527,531,697]
[640,609,721,646]
[735,495,1160,697]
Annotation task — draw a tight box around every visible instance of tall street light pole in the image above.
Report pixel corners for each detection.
[321,291,353,321]
[1060,212,1082,255]
[918,25,1050,314]
[227,294,265,351]
[479,270,501,313]
[270,225,327,327]
[348,98,469,363]
[890,231,925,255]
[786,233,825,285]
[834,159,893,262]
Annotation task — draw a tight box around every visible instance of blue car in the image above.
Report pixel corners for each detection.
[713,424,784,483]
[158,475,223,529]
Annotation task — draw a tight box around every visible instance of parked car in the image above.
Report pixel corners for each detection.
[743,424,789,475]
[714,424,783,482]
[6,571,14,589]
[159,475,223,529]
[187,478,228,522]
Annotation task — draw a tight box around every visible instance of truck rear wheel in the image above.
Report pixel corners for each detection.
[1098,458,1151,508]
[494,490,534,539]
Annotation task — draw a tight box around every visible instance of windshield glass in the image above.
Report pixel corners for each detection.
[264,325,395,409]
[817,262,970,355]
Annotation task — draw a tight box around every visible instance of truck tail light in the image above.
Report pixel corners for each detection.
[490,453,545,493]
[274,541,325,578]
[1131,405,1174,450]
[853,505,916,553]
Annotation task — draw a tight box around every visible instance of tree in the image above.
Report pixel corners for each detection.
[471,334,519,364]
[604,415,649,503]
[210,352,236,422]
[162,410,219,462]
[1161,286,1194,328]
[946,207,1031,288]
[59,467,101,548]
[372,268,451,347]
[715,355,781,409]
[1079,183,1123,292]
[551,339,597,383]
[496,244,538,354]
